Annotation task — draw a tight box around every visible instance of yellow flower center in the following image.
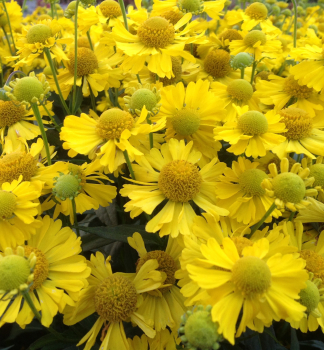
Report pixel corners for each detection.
[13,77,45,103]
[232,256,271,297]
[237,111,269,135]
[243,30,267,47]
[227,79,253,102]
[96,108,134,140]
[204,49,231,79]
[68,163,83,176]
[283,76,313,99]
[53,174,81,200]
[68,47,99,77]
[99,0,122,18]
[0,254,30,291]
[171,107,200,136]
[231,237,253,256]
[0,100,26,127]
[300,250,324,284]
[0,190,16,220]
[38,14,52,20]
[26,24,52,44]
[136,250,177,293]
[137,17,175,49]
[272,172,305,204]
[310,164,324,188]
[245,3,268,20]
[299,280,321,314]
[94,275,138,322]
[156,56,182,86]
[239,168,268,197]
[255,71,271,81]
[158,160,202,202]
[77,36,91,49]
[0,151,37,185]
[24,246,49,291]
[129,88,158,112]
[177,0,203,13]
[219,29,243,42]
[160,10,184,25]
[279,107,313,140]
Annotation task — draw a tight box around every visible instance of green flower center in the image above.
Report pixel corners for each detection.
[26,24,52,44]
[232,256,271,297]
[272,172,306,204]
[0,254,30,291]
[237,111,269,135]
[299,280,320,314]
[0,190,16,220]
[53,174,81,200]
[239,169,268,197]
[171,107,200,136]
[245,3,268,20]
[227,79,253,102]
[129,88,157,112]
[177,0,203,13]
[13,77,45,103]
[310,164,324,188]
[243,30,267,47]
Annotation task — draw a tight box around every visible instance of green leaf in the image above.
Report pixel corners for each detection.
[80,225,162,247]
[27,334,60,350]
[290,328,300,350]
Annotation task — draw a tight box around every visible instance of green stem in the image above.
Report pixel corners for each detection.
[50,2,54,19]
[288,211,296,221]
[22,0,27,13]
[190,43,193,55]
[250,202,276,235]
[21,290,71,341]
[89,86,96,111]
[41,103,61,132]
[2,27,13,56]
[115,87,122,109]
[240,67,244,79]
[136,74,142,84]
[31,103,52,166]
[118,0,129,31]
[123,150,135,180]
[44,48,71,115]
[72,198,80,237]
[291,0,298,48]
[250,59,257,84]
[277,61,286,76]
[72,0,80,114]
[86,30,94,51]
[146,113,153,149]
[2,0,17,53]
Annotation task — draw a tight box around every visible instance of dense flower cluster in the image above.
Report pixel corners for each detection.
[2,0,324,349]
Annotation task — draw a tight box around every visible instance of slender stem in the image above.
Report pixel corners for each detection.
[250,202,276,235]
[136,74,142,84]
[50,2,54,19]
[288,211,296,221]
[21,290,71,341]
[89,86,96,111]
[123,150,135,180]
[240,68,244,79]
[44,48,71,115]
[31,103,52,166]
[2,27,13,56]
[118,0,129,31]
[22,0,27,13]
[2,0,17,53]
[72,0,80,114]
[86,30,94,51]
[291,0,298,48]
[190,43,193,55]
[277,61,286,76]
[72,198,80,237]
[250,59,257,84]
[0,60,3,87]
[115,88,122,109]
[146,113,153,149]
[41,103,61,132]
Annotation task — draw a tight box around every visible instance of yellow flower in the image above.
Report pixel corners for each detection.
[296,197,324,224]
[111,14,196,77]
[215,157,282,225]
[61,107,165,173]
[42,160,117,224]
[63,252,164,350]
[229,30,282,61]
[0,215,90,328]
[96,0,124,26]
[0,175,42,250]
[214,106,286,158]
[261,157,317,212]
[128,232,186,331]
[120,139,229,238]
[254,71,324,117]
[156,80,225,165]
[186,237,308,344]
[272,108,324,159]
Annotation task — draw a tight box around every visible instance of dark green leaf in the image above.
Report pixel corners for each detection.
[300,340,324,349]
[290,328,300,350]
[27,334,59,350]
[80,225,162,247]
[81,233,114,251]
